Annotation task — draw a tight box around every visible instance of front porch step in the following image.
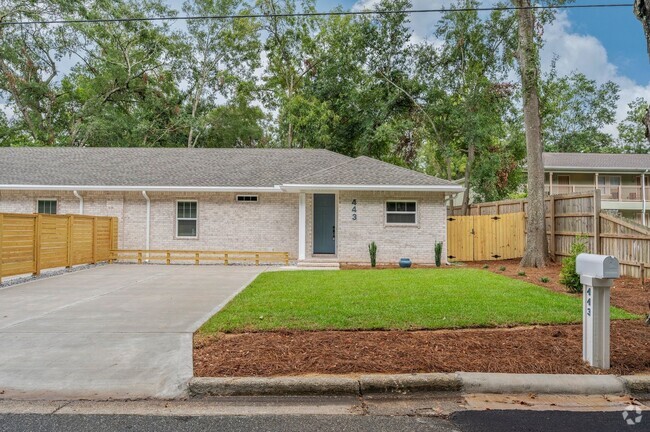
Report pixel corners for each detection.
[296,260,340,269]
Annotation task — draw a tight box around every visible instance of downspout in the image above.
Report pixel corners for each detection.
[643,170,648,226]
[142,191,150,252]
[73,191,84,214]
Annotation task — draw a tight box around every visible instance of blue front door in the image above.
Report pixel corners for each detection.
[313,194,336,254]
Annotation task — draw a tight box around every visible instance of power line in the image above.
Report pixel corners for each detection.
[0,3,635,26]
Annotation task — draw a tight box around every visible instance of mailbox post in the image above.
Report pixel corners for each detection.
[576,253,620,370]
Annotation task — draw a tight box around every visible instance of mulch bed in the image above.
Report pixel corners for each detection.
[464,259,650,315]
[194,320,650,377]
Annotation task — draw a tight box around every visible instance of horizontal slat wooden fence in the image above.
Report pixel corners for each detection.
[449,190,650,279]
[111,249,290,266]
[0,213,118,283]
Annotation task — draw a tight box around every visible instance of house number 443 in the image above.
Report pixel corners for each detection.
[352,199,357,221]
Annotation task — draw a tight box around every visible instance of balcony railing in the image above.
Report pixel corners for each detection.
[544,185,650,202]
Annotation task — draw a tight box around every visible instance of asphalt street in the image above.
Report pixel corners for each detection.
[0,410,646,432]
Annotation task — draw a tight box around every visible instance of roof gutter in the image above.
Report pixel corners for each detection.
[72,190,84,214]
[529,167,650,174]
[0,185,283,192]
[280,184,465,193]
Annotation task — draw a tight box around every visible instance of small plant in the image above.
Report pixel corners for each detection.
[560,235,588,293]
[517,271,526,277]
[499,266,506,272]
[482,264,489,269]
[540,276,550,283]
[368,241,377,268]
[434,241,443,267]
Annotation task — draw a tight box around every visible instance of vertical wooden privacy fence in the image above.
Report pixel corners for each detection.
[449,190,650,278]
[0,213,118,283]
[447,212,526,262]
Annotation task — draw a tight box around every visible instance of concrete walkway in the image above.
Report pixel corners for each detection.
[0,264,266,400]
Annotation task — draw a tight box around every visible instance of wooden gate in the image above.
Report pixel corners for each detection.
[447,212,525,261]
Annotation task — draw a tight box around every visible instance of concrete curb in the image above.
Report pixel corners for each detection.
[620,375,650,399]
[189,373,650,398]
[189,376,359,397]
[458,372,627,395]
[359,373,462,394]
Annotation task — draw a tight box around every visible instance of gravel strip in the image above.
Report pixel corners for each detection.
[0,263,107,289]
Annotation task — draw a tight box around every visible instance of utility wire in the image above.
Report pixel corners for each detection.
[0,3,635,26]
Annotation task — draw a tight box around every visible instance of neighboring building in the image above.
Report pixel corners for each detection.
[0,148,462,265]
[544,152,650,225]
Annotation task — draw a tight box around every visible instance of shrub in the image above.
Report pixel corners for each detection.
[499,266,506,272]
[368,241,377,268]
[482,264,489,269]
[434,241,443,267]
[560,235,588,293]
[517,271,526,276]
[540,276,550,283]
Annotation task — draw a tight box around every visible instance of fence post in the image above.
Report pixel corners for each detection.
[593,189,601,254]
[195,252,199,265]
[67,215,74,268]
[549,195,556,261]
[33,215,41,276]
[255,253,260,266]
[224,253,229,266]
[0,214,3,284]
[137,251,142,264]
[91,217,97,264]
[285,253,289,266]
[639,262,645,289]
[108,218,114,264]
[166,251,171,265]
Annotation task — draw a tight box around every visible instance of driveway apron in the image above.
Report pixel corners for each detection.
[0,264,265,399]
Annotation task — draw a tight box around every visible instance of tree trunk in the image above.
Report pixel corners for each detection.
[634,0,650,61]
[461,143,475,216]
[515,0,549,268]
[445,155,456,211]
[643,105,650,144]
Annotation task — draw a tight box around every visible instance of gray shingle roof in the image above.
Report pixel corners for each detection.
[543,152,650,171]
[0,148,350,188]
[286,156,457,187]
[0,148,460,190]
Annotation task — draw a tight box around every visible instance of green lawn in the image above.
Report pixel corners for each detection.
[199,268,637,333]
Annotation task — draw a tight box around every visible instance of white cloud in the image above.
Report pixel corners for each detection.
[540,11,650,134]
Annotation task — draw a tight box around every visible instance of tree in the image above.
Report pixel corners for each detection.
[181,0,260,148]
[203,100,267,148]
[618,97,650,152]
[541,67,620,153]
[416,1,523,211]
[0,1,74,145]
[257,0,319,147]
[64,0,184,147]
[514,0,548,268]
[635,0,650,60]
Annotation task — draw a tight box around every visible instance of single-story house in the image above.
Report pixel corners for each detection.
[0,148,463,265]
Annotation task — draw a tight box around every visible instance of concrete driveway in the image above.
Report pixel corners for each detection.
[0,264,266,399]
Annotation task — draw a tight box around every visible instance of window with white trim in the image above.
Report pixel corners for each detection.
[236,195,258,202]
[37,200,57,215]
[385,201,417,224]
[176,201,197,237]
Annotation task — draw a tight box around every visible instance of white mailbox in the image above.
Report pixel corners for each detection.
[576,253,620,370]
[576,254,620,279]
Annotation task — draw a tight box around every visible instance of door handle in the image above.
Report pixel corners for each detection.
[332,225,336,241]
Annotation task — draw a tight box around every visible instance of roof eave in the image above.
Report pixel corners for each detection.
[528,167,650,173]
[280,184,465,193]
[0,185,284,192]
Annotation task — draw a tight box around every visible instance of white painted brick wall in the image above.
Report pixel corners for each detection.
[337,191,447,264]
[0,189,447,263]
